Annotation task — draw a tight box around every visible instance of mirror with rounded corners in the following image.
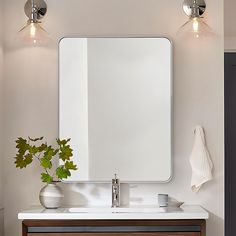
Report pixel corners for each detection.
[59,37,172,182]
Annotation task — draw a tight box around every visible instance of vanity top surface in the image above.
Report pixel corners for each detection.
[18,205,208,220]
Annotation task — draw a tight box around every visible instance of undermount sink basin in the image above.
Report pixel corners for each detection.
[68,207,172,213]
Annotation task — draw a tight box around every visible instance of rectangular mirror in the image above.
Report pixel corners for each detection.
[59,37,172,182]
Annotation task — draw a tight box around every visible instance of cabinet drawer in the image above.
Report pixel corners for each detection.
[28,233,201,236]
[23,220,205,236]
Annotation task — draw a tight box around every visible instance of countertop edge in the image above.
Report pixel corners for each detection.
[18,209,209,220]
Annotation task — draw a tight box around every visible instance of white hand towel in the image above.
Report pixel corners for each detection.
[190,126,213,193]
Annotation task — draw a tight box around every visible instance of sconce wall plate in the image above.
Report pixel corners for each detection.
[24,0,47,21]
[183,0,206,17]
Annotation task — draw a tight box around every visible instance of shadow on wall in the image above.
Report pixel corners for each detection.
[61,183,131,207]
[206,211,224,236]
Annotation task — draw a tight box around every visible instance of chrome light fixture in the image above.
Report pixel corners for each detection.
[178,0,212,38]
[18,0,50,45]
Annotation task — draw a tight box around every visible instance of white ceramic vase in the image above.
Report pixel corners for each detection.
[39,183,64,209]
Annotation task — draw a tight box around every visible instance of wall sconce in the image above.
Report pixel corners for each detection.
[178,0,212,38]
[18,0,50,45]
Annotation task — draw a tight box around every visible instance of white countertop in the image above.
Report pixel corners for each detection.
[18,205,209,220]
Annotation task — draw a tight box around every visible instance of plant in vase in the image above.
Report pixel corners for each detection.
[14,137,77,209]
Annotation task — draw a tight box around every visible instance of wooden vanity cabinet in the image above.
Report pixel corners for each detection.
[22,219,206,236]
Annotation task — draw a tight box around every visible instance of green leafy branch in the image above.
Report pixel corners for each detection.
[14,137,77,183]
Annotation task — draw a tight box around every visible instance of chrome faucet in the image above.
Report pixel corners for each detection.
[111,174,120,208]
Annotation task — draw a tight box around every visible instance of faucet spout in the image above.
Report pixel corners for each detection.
[111,174,120,208]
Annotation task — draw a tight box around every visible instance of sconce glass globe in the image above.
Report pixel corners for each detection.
[178,16,212,39]
[18,20,50,45]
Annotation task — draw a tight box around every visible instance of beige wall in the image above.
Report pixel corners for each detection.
[0,0,3,205]
[0,0,4,234]
[2,0,224,236]
[225,36,236,51]
[225,0,236,50]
